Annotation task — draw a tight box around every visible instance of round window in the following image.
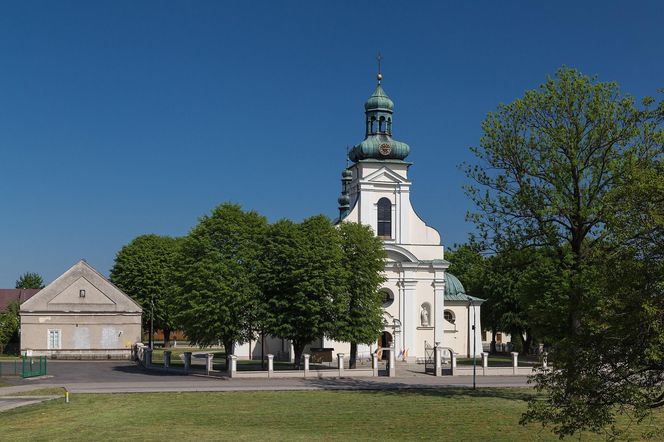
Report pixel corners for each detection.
[444,309,455,324]
[380,289,394,308]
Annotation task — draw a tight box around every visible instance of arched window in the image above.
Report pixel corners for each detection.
[378,116,385,133]
[444,309,455,324]
[387,118,392,134]
[377,198,392,238]
[370,116,376,134]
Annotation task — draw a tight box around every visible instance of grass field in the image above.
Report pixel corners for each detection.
[0,388,662,441]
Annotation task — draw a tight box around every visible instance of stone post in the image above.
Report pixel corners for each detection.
[267,354,274,378]
[145,348,152,367]
[542,352,548,369]
[183,352,192,374]
[451,352,458,369]
[388,348,396,377]
[303,354,310,378]
[511,351,519,374]
[372,353,378,377]
[206,353,214,375]
[337,353,345,377]
[434,346,442,377]
[163,350,171,369]
[482,352,489,376]
[227,354,237,378]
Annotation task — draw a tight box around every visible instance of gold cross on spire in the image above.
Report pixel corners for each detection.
[376,52,383,83]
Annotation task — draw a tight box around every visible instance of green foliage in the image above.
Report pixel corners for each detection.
[15,272,44,289]
[333,222,386,368]
[465,66,664,437]
[170,203,268,354]
[0,301,20,350]
[261,215,345,367]
[110,234,181,343]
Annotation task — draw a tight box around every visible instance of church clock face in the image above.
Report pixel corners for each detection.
[379,143,392,156]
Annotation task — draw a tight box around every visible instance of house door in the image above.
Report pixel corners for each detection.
[47,330,61,350]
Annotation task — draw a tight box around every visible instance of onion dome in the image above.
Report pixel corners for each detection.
[444,273,467,298]
[364,84,394,112]
[349,73,410,162]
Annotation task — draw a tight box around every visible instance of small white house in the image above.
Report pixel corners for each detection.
[20,260,142,359]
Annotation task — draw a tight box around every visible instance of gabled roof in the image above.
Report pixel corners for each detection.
[0,289,40,312]
[20,260,142,313]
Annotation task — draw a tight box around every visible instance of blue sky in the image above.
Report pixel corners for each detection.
[1,1,663,286]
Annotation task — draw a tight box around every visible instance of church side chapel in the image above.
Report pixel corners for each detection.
[236,67,483,362]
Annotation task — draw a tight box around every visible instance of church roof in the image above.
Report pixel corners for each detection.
[444,273,485,303]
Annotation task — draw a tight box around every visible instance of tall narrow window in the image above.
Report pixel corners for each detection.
[377,197,392,238]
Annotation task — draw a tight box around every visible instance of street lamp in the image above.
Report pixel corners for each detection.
[467,296,477,390]
[149,294,155,351]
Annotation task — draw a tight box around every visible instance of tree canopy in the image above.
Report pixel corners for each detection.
[261,215,346,368]
[465,66,664,437]
[15,272,44,289]
[110,234,182,346]
[170,203,268,356]
[332,222,386,368]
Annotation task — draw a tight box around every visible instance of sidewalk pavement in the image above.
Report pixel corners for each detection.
[1,374,530,395]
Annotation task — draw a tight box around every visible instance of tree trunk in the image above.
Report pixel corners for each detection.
[349,342,358,369]
[293,342,304,370]
[163,328,171,348]
[490,326,497,354]
[521,331,530,356]
[223,339,234,371]
[261,330,266,370]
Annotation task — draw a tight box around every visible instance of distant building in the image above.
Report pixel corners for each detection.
[0,289,40,313]
[20,260,142,359]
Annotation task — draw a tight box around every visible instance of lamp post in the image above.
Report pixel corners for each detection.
[468,296,477,390]
[149,294,155,351]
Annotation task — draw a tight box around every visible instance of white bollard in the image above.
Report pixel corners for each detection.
[267,354,274,378]
[337,353,345,377]
[164,350,171,369]
[452,352,458,369]
[511,352,519,374]
[542,352,548,369]
[434,347,442,377]
[206,353,214,375]
[303,354,310,378]
[372,353,378,377]
[183,352,192,373]
[227,354,237,378]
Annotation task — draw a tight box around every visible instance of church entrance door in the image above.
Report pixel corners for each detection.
[380,331,393,361]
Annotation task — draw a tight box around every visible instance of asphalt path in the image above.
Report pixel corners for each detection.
[1,360,531,395]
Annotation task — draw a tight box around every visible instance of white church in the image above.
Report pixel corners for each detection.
[237,71,483,362]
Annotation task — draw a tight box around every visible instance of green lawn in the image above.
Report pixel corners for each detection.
[0,389,662,441]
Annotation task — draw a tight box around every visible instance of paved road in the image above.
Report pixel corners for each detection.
[2,360,530,394]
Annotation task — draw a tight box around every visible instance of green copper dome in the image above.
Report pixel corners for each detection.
[444,273,466,298]
[364,84,394,111]
[349,75,410,163]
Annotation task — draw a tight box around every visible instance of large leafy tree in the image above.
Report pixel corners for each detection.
[261,215,345,368]
[0,301,20,353]
[110,234,182,346]
[465,66,664,437]
[171,203,267,359]
[333,222,386,369]
[15,272,44,289]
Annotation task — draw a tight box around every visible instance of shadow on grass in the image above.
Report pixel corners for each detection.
[300,377,535,402]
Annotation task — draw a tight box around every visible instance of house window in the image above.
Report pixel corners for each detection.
[79,289,86,298]
[444,309,455,324]
[377,198,392,238]
[47,329,61,350]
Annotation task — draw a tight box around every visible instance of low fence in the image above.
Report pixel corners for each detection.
[134,343,396,379]
[0,356,48,378]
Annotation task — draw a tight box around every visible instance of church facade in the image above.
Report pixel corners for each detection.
[237,72,483,362]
